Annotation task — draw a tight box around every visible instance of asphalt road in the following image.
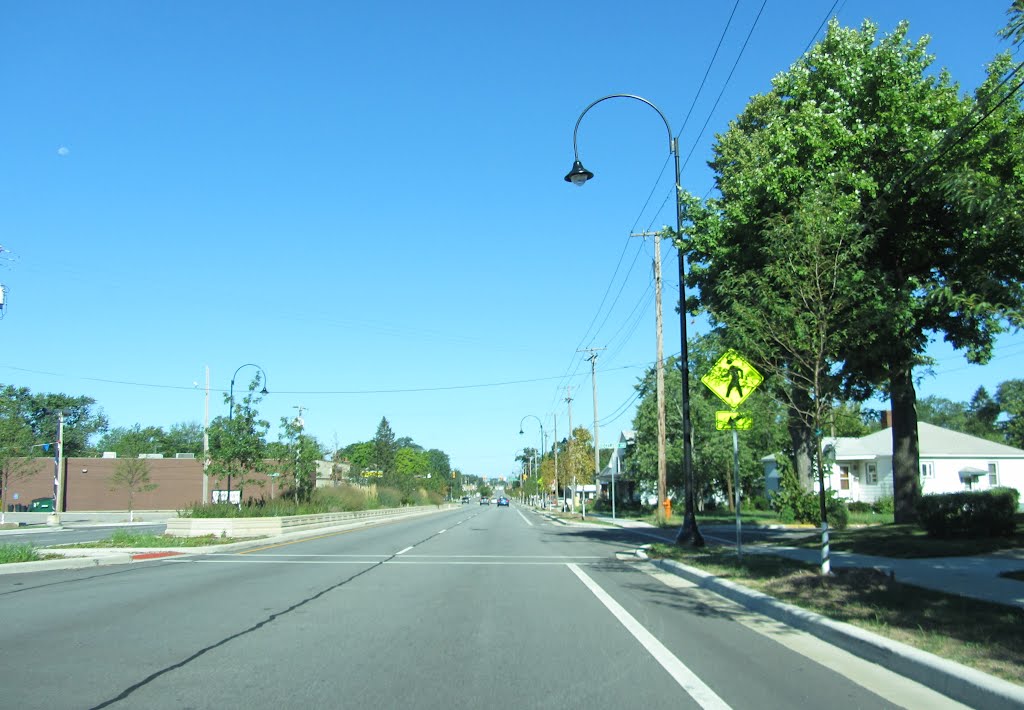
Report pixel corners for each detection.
[0,505,968,709]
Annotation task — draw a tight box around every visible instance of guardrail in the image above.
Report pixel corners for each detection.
[165,505,453,538]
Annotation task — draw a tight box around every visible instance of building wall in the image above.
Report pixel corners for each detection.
[5,457,281,511]
[823,456,1023,503]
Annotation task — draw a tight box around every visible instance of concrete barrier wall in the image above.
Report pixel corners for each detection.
[164,507,429,538]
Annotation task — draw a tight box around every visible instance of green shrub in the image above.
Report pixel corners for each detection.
[376,487,404,508]
[771,466,849,529]
[313,484,370,511]
[826,496,850,531]
[0,543,40,564]
[847,501,872,514]
[873,496,894,514]
[916,488,1019,538]
[747,494,771,511]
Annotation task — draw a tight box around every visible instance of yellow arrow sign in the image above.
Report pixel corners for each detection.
[716,411,753,430]
[701,350,763,408]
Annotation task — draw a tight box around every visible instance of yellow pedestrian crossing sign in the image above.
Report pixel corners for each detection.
[716,411,753,430]
[701,350,763,408]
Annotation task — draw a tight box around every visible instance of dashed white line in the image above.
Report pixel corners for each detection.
[396,546,414,555]
[438,529,447,534]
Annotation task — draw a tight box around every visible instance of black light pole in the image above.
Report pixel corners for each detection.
[519,414,545,507]
[226,363,268,504]
[564,94,703,546]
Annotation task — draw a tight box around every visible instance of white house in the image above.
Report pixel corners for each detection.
[763,422,1024,503]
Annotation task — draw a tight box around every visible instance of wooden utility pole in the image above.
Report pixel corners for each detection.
[577,347,606,484]
[634,231,668,521]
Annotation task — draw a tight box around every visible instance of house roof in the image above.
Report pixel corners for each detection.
[860,422,1024,458]
[762,422,1024,463]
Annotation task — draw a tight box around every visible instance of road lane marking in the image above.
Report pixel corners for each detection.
[567,563,732,710]
[515,508,534,526]
[438,529,447,534]
[396,546,414,555]
[636,561,969,709]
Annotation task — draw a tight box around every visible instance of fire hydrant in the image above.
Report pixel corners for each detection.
[663,497,672,520]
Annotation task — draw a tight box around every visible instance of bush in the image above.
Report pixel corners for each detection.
[847,501,872,514]
[771,466,849,529]
[916,488,1019,538]
[873,496,894,515]
[747,494,771,511]
[826,496,850,531]
[375,487,404,509]
[313,484,370,511]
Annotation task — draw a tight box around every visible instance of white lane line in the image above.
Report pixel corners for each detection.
[567,563,732,710]
[515,508,534,526]
[438,529,447,534]
[396,546,414,555]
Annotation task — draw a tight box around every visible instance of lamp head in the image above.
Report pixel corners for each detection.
[519,429,524,435]
[564,160,593,186]
[260,386,269,395]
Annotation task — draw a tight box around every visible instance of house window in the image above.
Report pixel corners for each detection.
[865,463,878,485]
[839,465,851,490]
[988,462,999,486]
[920,461,935,480]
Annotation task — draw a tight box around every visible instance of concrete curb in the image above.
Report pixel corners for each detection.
[647,555,1024,710]
[0,553,134,574]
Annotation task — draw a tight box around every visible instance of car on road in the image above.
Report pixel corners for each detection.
[460,496,470,504]
[479,496,490,505]
[497,497,509,507]
[29,497,55,512]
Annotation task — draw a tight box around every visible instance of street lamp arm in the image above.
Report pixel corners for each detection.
[230,363,269,395]
[570,94,675,161]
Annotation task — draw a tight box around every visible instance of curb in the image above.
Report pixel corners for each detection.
[647,555,1024,710]
[0,554,133,574]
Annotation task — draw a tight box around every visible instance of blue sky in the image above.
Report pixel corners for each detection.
[2,1,1021,479]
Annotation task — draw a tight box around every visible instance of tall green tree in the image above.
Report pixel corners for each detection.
[274,416,320,503]
[206,376,270,502]
[108,458,157,522]
[997,379,1024,448]
[31,391,108,457]
[0,386,40,521]
[372,417,397,477]
[681,20,1024,522]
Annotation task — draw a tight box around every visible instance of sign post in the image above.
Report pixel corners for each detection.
[702,351,763,559]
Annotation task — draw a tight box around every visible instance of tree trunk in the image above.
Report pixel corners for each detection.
[890,367,922,523]
[787,394,815,490]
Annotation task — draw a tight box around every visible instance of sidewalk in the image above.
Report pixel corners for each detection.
[585,512,1024,609]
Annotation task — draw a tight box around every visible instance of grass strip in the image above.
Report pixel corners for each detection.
[0,543,44,564]
[58,531,243,548]
[649,543,1024,684]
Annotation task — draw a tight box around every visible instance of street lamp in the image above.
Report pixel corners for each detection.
[564,94,703,546]
[225,363,269,504]
[519,415,545,507]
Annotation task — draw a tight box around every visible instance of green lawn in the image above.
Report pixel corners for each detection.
[776,514,1024,557]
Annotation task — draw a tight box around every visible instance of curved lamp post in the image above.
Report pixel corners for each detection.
[225,363,269,503]
[565,94,703,546]
[519,415,546,507]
